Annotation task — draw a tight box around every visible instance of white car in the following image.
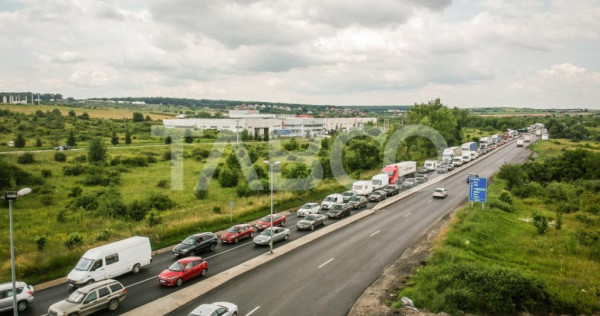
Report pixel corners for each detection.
[433,187,448,199]
[188,302,238,316]
[297,203,320,216]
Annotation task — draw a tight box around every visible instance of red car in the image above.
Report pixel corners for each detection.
[221,224,255,244]
[158,256,208,287]
[255,214,287,230]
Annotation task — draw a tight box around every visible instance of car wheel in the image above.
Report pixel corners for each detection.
[250,232,255,238]
[17,300,28,311]
[232,312,238,316]
[176,278,183,286]
[210,243,216,252]
[108,298,119,311]
[310,224,314,231]
[234,237,239,244]
[132,263,141,274]
[201,268,207,277]
[86,279,95,286]
[280,221,285,227]
[284,234,289,240]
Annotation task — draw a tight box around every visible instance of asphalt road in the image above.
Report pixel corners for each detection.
[2,135,534,316]
[167,137,535,316]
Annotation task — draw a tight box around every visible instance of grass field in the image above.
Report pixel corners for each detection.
[395,141,600,315]
[0,104,176,120]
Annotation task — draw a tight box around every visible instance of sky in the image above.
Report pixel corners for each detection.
[1,0,599,109]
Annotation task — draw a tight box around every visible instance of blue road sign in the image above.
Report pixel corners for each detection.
[469,177,487,202]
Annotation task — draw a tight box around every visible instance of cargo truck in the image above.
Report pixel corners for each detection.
[478,137,491,153]
[461,142,477,152]
[442,147,462,164]
[381,161,416,184]
[535,129,542,137]
[524,134,531,142]
[370,174,389,190]
[517,139,524,147]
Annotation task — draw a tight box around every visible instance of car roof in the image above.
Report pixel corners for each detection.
[176,256,203,264]
[0,281,26,290]
[77,279,122,292]
[189,304,220,315]
[191,232,215,238]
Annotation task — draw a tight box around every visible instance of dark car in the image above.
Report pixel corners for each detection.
[296,214,327,231]
[341,190,358,203]
[382,184,400,196]
[467,172,479,183]
[442,163,455,171]
[172,232,218,257]
[436,165,448,174]
[418,166,429,174]
[54,145,71,151]
[368,190,387,202]
[402,178,416,189]
[348,196,368,209]
[326,203,352,219]
[415,173,428,184]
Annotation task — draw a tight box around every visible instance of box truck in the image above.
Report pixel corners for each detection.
[371,174,389,190]
[535,129,542,137]
[442,147,462,164]
[67,236,152,287]
[517,139,524,147]
[461,142,477,152]
[478,137,491,153]
[524,134,531,142]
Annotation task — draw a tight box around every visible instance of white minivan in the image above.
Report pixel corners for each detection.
[67,236,152,287]
[352,180,374,196]
[461,151,472,163]
[424,160,438,172]
[321,193,344,211]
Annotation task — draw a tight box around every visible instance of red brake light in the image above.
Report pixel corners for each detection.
[123,288,127,294]
[27,290,33,295]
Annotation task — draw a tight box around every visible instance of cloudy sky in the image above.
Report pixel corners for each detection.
[1,0,599,108]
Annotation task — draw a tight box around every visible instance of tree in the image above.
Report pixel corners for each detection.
[218,168,239,187]
[125,130,132,145]
[88,138,107,164]
[68,110,76,117]
[184,129,194,143]
[241,129,250,141]
[35,138,42,147]
[14,133,26,148]
[344,139,381,176]
[78,112,90,120]
[111,131,119,145]
[132,112,144,122]
[67,129,77,147]
[194,175,208,199]
[164,136,172,144]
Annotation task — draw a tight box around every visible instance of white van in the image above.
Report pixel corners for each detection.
[424,160,438,172]
[452,157,463,167]
[321,193,344,210]
[370,174,389,190]
[352,180,374,196]
[461,151,472,163]
[67,236,152,287]
[470,151,479,160]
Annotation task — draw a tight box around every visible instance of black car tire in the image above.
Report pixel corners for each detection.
[201,268,207,277]
[176,278,183,287]
[210,243,216,252]
[310,224,314,231]
[132,263,141,274]
[17,301,27,311]
[250,232,255,238]
[108,298,119,311]
[234,237,239,244]
[284,234,289,240]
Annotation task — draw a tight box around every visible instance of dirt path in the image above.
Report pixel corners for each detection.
[347,203,464,316]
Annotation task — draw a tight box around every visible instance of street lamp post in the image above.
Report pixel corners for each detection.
[2,188,31,316]
[263,160,280,254]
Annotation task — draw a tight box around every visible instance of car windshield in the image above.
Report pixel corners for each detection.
[304,215,316,221]
[66,290,86,304]
[301,204,312,209]
[182,237,196,245]
[227,226,240,233]
[383,171,393,176]
[331,205,343,210]
[262,216,272,222]
[169,262,185,272]
[324,196,336,202]
[372,180,381,185]
[349,197,361,202]
[74,258,94,271]
[261,229,273,236]
[343,192,353,196]
[435,189,444,193]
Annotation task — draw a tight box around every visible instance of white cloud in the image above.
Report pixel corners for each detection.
[0,0,598,108]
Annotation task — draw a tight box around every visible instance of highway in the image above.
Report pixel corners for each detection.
[3,135,534,316]
[165,138,533,316]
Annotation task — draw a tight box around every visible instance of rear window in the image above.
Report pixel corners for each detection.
[109,283,123,293]
[98,287,110,298]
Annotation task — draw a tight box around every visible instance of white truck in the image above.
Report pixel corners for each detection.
[517,139,524,147]
[424,160,439,172]
[478,137,491,153]
[452,156,463,167]
[352,181,374,196]
[442,147,462,164]
[321,193,344,210]
[371,174,389,190]
[461,151,472,163]
[535,129,542,137]
[67,236,152,287]
[524,134,531,142]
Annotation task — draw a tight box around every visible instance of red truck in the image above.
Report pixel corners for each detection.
[381,161,416,184]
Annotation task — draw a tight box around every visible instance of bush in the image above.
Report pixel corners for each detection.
[17,153,35,164]
[532,211,549,234]
[121,156,148,167]
[96,229,112,241]
[499,191,514,205]
[147,210,162,227]
[110,156,121,166]
[74,155,87,163]
[73,193,99,211]
[194,176,208,199]
[488,199,514,213]
[68,186,83,198]
[56,209,67,223]
[64,232,84,250]
[557,202,578,214]
[157,179,168,188]
[513,181,543,198]
[40,194,54,206]
[213,206,222,214]
[218,168,239,187]
[63,164,86,176]
[35,236,46,252]
[128,200,149,221]
[146,193,175,211]
[54,152,67,162]
[41,169,52,178]
[191,148,210,161]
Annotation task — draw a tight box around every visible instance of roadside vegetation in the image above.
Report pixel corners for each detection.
[395,140,600,315]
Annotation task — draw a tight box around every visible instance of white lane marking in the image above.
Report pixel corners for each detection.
[403,212,411,217]
[318,258,334,269]
[127,275,158,288]
[426,200,433,204]
[369,230,380,237]
[246,306,261,316]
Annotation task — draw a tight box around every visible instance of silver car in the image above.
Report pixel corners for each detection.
[0,281,34,312]
[253,227,290,246]
[188,301,238,316]
[297,214,327,231]
[48,279,126,316]
[297,202,320,216]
